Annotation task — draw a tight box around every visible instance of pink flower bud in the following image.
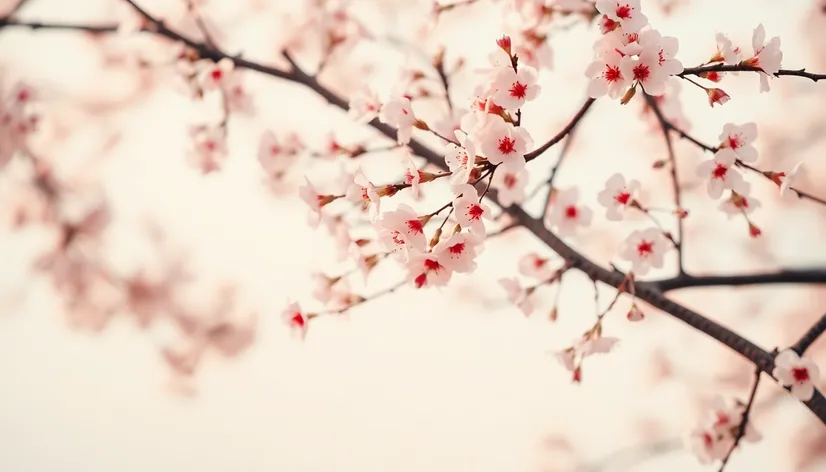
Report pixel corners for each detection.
[707,88,730,107]
[496,35,512,56]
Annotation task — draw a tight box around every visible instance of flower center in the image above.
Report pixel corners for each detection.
[728,135,742,149]
[468,204,484,220]
[449,242,466,254]
[792,367,810,382]
[509,82,528,99]
[498,137,516,155]
[604,65,622,83]
[712,163,728,180]
[533,257,547,268]
[424,258,443,271]
[210,69,223,81]
[290,313,304,327]
[614,191,631,205]
[632,64,650,81]
[637,240,653,257]
[503,173,517,189]
[564,205,578,219]
[406,219,424,234]
[616,4,631,19]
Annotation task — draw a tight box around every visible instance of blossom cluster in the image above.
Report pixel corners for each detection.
[688,395,762,464]
[0,82,39,167]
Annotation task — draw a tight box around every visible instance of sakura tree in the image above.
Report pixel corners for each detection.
[2,0,826,469]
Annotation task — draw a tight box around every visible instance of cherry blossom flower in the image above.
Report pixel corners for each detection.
[620,227,668,276]
[379,94,417,144]
[780,160,804,198]
[518,253,556,279]
[557,332,620,382]
[348,85,382,123]
[714,32,742,65]
[773,349,820,401]
[196,57,235,92]
[187,125,227,173]
[406,249,452,289]
[435,232,482,273]
[257,130,303,179]
[627,304,644,321]
[282,302,308,340]
[638,30,684,77]
[719,190,761,217]
[345,169,382,221]
[707,88,730,107]
[499,277,534,316]
[491,165,529,207]
[597,173,640,221]
[434,107,467,138]
[402,152,424,199]
[719,123,758,163]
[696,148,748,199]
[223,72,254,114]
[688,426,732,464]
[620,48,667,96]
[706,395,762,442]
[479,116,533,170]
[585,48,630,99]
[311,273,341,304]
[491,66,541,110]
[299,177,337,228]
[595,0,648,34]
[576,335,620,356]
[743,24,783,92]
[453,184,493,238]
[444,130,477,187]
[375,204,428,260]
[545,187,593,237]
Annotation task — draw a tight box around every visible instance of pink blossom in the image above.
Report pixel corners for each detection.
[719,123,758,164]
[595,0,648,33]
[498,277,534,316]
[348,85,382,123]
[597,173,640,221]
[518,253,556,279]
[196,57,235,92]
[453,184,493,238]
[688,427,731,464]
[585,48,630,99]
[187,125,227,173]
[345,169,382,221]
[715,32,742,65]
[379,95,417,144]
[545,187,592,237]
[402,152,424,199]
[491,66,541,110]
[780,160,804,198]
[257,130,303,179]
[638,30,684,77]
[773,349,820,401]
[375,204,428,260]
[444,130,477,188]
[619,227,668,276]
[626,304,644,321]
[406,249,452,289]
[491,165,529,207]
[696,148,748,199]
[282,302,308,340]
[620,47,667,96]
[744,24,783,92]
[479,116,532,170]
[435,232,482,273]
[718,188,761,217]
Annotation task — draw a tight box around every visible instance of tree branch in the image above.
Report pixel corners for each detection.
[524,98,595,162]
[718,366,762,472]
[680,64,826,82]
[644,92,685,274]
[791,312,826,355]
[654,269,826,291]
[5,0,826,424]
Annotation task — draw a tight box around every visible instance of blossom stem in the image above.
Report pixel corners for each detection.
[643,93,685,275]
[317,280,406,316]
[524,98,595,162]
[717,366,762,472]
[680,75,709,91]
[736,161,826,206]
[433,49,454,113]
[791,312,826,355]
[680,65,826,82]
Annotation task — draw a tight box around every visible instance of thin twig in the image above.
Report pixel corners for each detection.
[539,131,577,219]
[791,312,826,355]
[524,98,595,162]
[643,93,685,274]
[680,64,826,82]
[717,366,762,472]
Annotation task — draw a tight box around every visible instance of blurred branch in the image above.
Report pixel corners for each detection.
[4,0,826,425]
[655,269,826,291]
[540,131,577,220]
[718,366,762,472]
[680,65,826,82]
[644,92,685,274]
[791,312,826,355]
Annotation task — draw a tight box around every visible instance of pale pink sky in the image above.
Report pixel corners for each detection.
[1,0,826,471]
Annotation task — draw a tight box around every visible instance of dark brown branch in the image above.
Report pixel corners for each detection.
[680,64,826,82]
[717,366,762,472]
[434,50,453,112]
[654,269,826,291]
[524,98,595,162]
[0,18,119,33]
[644,93,685,274]
[791,312,826,355]
[6,1,826,424]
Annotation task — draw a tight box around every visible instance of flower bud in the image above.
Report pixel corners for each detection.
[673,208,689,219]
[496,35,512,56]
[748,222,762,238]
[354,238,371,247]
[318,194,340,207]
[652,159,667,169]
[417,170,440,183]
[549,307,558,322]
[627,304,644,322]
[620,85,637,105]
[707,88,730,107]
[765,170,786,187]
[699,71,724,82]
[377,185,398,197]
[429,227,442,248]
[413,119,430,131]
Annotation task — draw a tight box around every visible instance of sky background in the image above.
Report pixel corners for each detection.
[1,0,826,471]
